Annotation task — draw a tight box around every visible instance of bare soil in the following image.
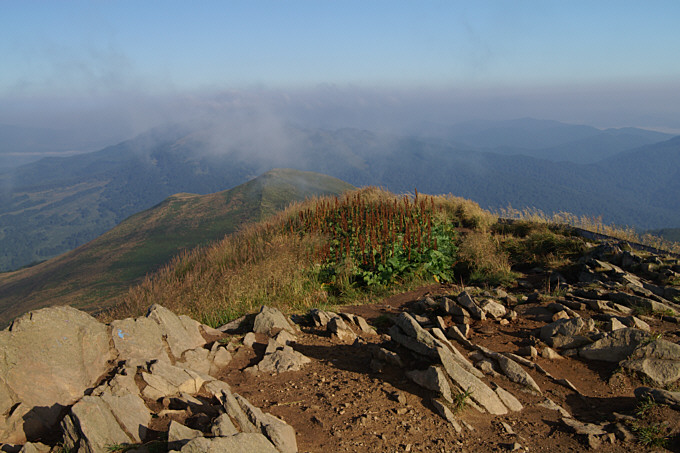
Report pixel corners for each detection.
[218,284,680,453]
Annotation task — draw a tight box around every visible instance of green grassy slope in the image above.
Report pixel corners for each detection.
[0,169,353,324]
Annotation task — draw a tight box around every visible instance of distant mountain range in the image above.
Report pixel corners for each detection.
[0,169,353,324]
[1,118,678,272]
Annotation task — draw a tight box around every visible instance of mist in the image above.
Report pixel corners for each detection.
[2,81,680,170]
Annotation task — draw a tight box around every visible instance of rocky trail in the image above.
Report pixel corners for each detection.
[1,240,680,452]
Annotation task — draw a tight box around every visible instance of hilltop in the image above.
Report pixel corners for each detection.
[1,119,678,272]
[0,169,353,325]
[1,185,679,452]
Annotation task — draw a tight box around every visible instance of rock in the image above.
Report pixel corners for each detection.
[235,393,298,453]
[561,417,607,435]
[478,347,541,394]
[328,317,357,342]
[179,433,279,453]
[541,347,562,360]
[61,395,139,452]
[540,317,594,342]
[479,299,506,319]
[538,397,570,417]
[218,390,258,433]
[517,346,538,358]
[436,345,507,415]
[578,328,649,362]
[142,361,209,400]
[432,329,484,378]
[18,443,50,453]
[604,318,626,332]
[608,291,679,316]
[494,386,523,412]
[406,366,452,402]
[634,387,680,410]
[250,345,311,374]
[211,413,239,436]
[111,316,169,365]
[273,329,297,345]
[168,420,203,449]
[373,346,404,367]
[354,315,377,335]
[457,291,486,320]
[0,306,113,443]
[209,345,232,375]
[309,308,337,328]
[253,306,296,336]
[621,339,680,385]
[180,346,211,375]
[552,310,570,321]
[243,332,257,347]
[389,313,439,358]
[548,334,593,350]
[146,305,207,359]
[431,398,463,433]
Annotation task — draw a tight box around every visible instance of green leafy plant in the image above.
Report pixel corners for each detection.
[451,388,473,414]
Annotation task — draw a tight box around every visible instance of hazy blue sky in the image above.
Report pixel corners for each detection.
[2,1,680,135]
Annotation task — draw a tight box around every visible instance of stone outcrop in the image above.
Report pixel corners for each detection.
[0,306,113,443]
[0,304,299,451]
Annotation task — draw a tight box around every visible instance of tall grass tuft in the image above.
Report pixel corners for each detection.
[106,187,491,326]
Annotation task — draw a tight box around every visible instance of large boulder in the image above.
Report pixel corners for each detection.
[252,306,296,336]
[621,339,680,385]
[111,316,169,365]
[146,304,206,359]
[0,306,113,443]
[578,328,649,362]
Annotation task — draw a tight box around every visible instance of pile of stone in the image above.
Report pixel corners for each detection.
[0,304,300,453]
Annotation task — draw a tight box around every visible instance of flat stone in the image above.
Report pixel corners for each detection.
[436,345,507,415]
[309,309,338,328]
[477,346,541,393]
[180,433,279,453]
[541,347,563,360]
[540,317,594,342]
[251,345,311,374]
[180,346,211,375]
[218,389,258,433]
[111,316,169,365]
[579,328,649,362]
[621,339,680,385]
[538,397,570,417]
[432,329,484,378]
[561,417,607,436]
[494,386,523,412]
[146,304,206,359]
[406,366,452,403]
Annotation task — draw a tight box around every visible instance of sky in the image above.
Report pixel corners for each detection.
[1,0,680,142]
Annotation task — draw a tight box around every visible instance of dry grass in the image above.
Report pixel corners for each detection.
[104,187,496,326]
[499,206,680,254]
[457,231,517,286]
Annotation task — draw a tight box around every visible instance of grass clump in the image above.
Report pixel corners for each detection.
[457,231,517,286]
[630,394,672,448]
[111,188,482,326]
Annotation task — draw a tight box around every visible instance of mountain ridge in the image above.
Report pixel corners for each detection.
[0,168,353,324]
